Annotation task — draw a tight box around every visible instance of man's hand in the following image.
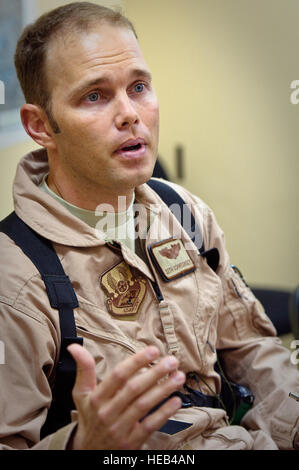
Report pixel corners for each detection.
[67,344,185,450]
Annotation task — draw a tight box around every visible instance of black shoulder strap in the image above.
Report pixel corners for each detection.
[0,212,83,438]
[147,179,219,272]
[147,178,205,253]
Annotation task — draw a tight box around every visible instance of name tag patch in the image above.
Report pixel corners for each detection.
[148,238,195,282]
[101,261,146,318]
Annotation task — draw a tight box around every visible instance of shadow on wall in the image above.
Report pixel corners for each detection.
[251,286,299,341]
[152,158,170,180]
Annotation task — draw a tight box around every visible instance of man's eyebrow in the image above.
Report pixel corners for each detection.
[129,68,152,82]
[70,68,152,99]
[69,76,110,99]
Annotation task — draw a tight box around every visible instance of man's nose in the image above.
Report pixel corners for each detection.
[114,93,139,130]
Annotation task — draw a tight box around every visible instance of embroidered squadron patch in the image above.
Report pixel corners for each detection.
[101,261,146,317]
[148,238,195,282]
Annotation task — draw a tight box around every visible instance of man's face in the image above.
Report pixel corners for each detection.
[45,23,159,203]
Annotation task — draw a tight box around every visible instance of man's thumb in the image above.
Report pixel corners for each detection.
[67,343,97,396]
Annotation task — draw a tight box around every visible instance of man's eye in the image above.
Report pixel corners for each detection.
[87,92,100,102]
[134,83,145,93]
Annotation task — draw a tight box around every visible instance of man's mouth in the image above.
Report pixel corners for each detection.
[115,138,146,157]
[121,143,142,152]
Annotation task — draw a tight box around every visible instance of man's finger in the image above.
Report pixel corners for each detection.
[98,354,181,427]
[127,396,182,449]
[92,346,161,402]
[107,368,185,439]
[67,343,97,397]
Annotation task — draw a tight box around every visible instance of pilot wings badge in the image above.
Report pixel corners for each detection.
[101,261,146,317]
[159,241,181,259]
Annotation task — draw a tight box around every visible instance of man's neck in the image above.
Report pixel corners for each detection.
[47,172,135,212]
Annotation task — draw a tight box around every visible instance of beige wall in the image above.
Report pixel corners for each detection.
[1,0,298,290]
[123,0,299,290]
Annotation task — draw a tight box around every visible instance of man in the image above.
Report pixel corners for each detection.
[0,2,298,450]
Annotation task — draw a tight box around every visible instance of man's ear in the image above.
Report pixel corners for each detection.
[20,104,57,150]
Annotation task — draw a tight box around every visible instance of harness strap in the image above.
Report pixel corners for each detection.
[0,212,83,437]
[147,179,205,253]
